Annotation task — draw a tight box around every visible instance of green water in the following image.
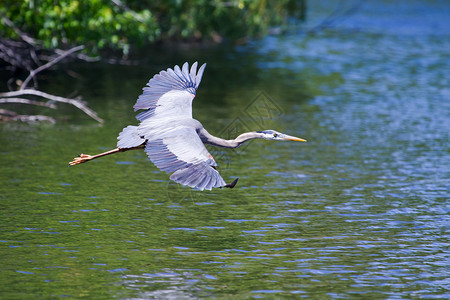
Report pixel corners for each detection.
[1,1,449,299]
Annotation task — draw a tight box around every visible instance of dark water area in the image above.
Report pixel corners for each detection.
[1,1,449,299]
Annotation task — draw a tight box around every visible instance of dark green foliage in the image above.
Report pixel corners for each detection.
[1,0,303,56]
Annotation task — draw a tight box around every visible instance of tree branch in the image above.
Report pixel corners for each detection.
[0,109,55,123]
[0,97,57,108]
[1,15,102,123]
[0,13,37,45]
[0,89,103,123]
[20,45,85,90]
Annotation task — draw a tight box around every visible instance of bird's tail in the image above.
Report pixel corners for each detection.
[117,125,145,149]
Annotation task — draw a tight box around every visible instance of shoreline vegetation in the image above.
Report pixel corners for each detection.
[0,0,306,123]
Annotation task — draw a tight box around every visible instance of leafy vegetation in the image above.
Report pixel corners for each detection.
[0,0,304,122]
[1,0,305,56]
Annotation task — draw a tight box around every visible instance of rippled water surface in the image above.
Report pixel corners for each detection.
[1,1,449,299]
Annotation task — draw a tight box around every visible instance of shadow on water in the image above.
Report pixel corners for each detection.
[1,0,449,298]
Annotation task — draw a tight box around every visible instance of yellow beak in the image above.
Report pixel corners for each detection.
[285,135,307,142]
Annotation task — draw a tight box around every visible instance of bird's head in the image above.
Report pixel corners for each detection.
[257,130,307,142]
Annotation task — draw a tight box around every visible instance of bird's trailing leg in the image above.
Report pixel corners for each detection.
[68,145,144,166]
[223,178,239,189]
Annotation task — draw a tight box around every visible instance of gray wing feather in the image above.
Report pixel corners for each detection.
[145,140,191,173]
[182,62,191,83]
[195,63,206,89]
[134,62,206,121]
[173,65,184,79]
[144,127,226,190]
[170,164,226,191]
[189,62,198,83]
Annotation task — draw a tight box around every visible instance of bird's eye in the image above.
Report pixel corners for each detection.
[273,133,278,137]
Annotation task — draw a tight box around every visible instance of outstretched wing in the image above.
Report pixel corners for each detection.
[134,62,206,122]
[145,127,226,191]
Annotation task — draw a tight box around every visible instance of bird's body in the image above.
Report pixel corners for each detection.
[69,62,306,190]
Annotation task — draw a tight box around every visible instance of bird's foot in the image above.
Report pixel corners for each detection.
[224,178,239,189]
[68,154,93,166]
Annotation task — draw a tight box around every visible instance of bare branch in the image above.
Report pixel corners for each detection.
[0,109,18,117]
[1,16,102,123]
[0,97,57,108]
[0,13,37,45]
[20,45,85,90]
[54,48,100,62]
[111,0,146,22]
[0,109,55,123]
[306,0,361,34]
[0,89,103,123]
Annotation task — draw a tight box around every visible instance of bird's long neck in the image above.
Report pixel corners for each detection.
[233,132,263,147]
[199,128,262,148]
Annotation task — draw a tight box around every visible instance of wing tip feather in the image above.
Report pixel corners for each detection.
[133,61,207,118]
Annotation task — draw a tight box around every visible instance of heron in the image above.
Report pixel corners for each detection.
[69,62,306,190]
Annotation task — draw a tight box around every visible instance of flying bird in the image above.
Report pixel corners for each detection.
[69,62,306,190]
